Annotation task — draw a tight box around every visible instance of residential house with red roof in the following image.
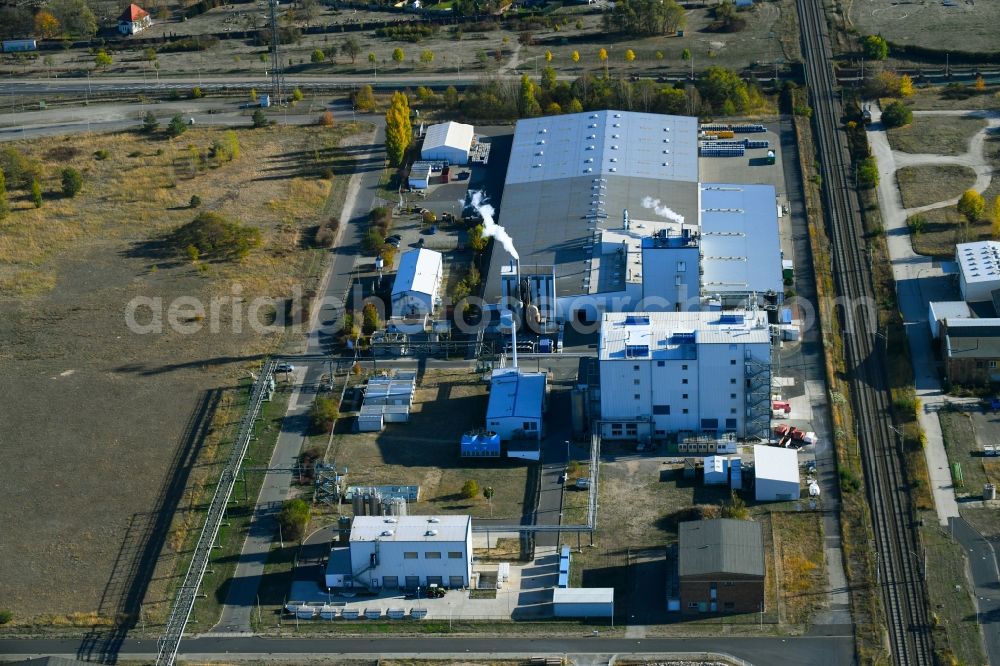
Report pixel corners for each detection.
[118,4,152,35]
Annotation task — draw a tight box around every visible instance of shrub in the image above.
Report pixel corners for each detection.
[839,468,862,493]
[292,88,304,102]
[0,147,42,190]
[0,609,11,625]
[159,36,218,52]
[881,100,912,128]
[318,110,335,126]
[857,156,879,189]
[0,168,7,220]
[61,167,82,197]
[30,179,42,208]
[168,211,262,261]
[190,194,202,208]
[251,108,268,128]
[311,48,325,63]
[862,34,889,60]
[309,395,339,432]
[461,479,480,499]
[94,149,109,160]
[361,301,381,334]
[190,87,204,99]
[314,217,340,247]
[277,498,310,541]
[363,228,385,254]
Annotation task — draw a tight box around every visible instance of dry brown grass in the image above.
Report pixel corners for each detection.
[772,512,825,625]
[896,165,977,210]
[0,124,361,299]
[887,115,987,156]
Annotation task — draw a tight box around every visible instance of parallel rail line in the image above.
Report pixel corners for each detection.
[796,0,933,663]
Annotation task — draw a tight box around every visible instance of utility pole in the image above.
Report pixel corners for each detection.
[268,0,283,105]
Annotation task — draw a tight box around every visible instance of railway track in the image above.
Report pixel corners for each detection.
[795,0,934,664]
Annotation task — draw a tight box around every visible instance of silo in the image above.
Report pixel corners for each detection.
[352,493,365,516]
[985,483,997,500]
[367,492,381,516]
[391,497,407,517]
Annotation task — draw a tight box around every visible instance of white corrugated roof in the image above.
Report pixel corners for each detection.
[552,587,615,604]
[505,111,698,185]
[351,515,470,543]
[392,248,442,297]
[957,241,1000,284]
[699,184,782,296]
[422,121,474,155]
[599,311,770,360]
[486,368,545,420]
[753,445,799,484]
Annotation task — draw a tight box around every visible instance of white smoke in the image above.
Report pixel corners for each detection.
[641,196,685,225]
[468,190,519,260]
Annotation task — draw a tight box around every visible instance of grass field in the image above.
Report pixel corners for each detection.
[891,86,1000,112]
[0,122,370,626]
[896,165,976,210]
[772,511,825,625]
[322,369,531,522]
[841,0,1000,56]
[886,115,987,157]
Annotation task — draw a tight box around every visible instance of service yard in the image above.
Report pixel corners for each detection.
[322,369,532,523]
[568,453,826,630]
[0,120,370,625]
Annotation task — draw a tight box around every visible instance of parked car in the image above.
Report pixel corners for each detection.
[426,584,446,598]
[385,237,401,248]
[457,171,471,181]
[575,478,590,490]
[275,362,295,373]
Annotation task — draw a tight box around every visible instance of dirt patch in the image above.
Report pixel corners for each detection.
[887,115,987,156]
[843,0,999,55]
[0,123,369,624]
[896,164,976,210]
[322,369,530,522]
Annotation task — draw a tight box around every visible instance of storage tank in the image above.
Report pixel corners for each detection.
[985,483,997,500]
[389,497,407,516]
[367,492,381,516]
[352,493,365,516]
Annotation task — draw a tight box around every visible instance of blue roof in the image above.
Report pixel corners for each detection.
[486,369,545,421]
[557,572,569,588]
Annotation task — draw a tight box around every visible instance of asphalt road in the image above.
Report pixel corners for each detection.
[0,634,855,665]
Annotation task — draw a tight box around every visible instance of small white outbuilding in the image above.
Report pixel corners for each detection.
[704,456,728,485]
[421,121,474,164]
[957,241,1000,302]
[486,368,546,441]
[753,445,800,501]
[928,301,972,340]
[391,249,443,318]
[552,587,614,618]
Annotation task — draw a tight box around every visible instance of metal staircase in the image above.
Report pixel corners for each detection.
[154,358,277,666]
[744,351,771,440]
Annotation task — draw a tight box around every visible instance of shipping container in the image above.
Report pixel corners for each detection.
[2,39,37,53]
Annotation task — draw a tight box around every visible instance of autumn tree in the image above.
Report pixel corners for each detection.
[384,90,412,167]
[958,189,985,223]
[468,224,488,252]
[47,0,97,37]
[899,74,914,97]
[624,49,636,64]
[519,74,541,118]
[354,84,376,112]
[94,48,112,69]
[571,50,580,63]
[544,50,553,62]
[419,49,434,66]
[392,47,405,67]
[34,10,60,39]
[975,76,986,91]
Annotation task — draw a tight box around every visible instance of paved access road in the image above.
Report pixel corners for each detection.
[950,518,1000,665]
[0,633,855,665]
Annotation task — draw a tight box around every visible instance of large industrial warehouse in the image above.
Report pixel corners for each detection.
[485,111,783,322]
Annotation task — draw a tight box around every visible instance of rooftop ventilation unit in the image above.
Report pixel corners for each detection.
[381,530,394,537]
[428,517,440,522]
[425,529,438,536]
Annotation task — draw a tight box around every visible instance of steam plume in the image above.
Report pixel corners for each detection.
[641,196,685,225]
[469,190,519,260]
